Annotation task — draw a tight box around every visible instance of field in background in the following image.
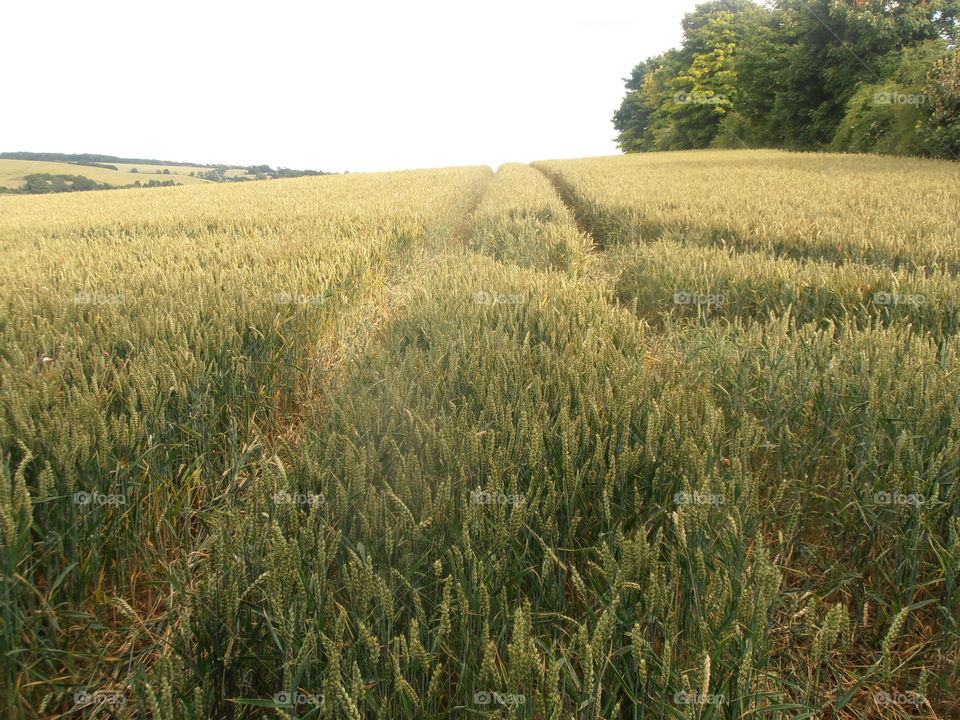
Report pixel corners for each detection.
[0,159,212,188]
[1,150,958,719]
[110,163,214,178]
[224,168,261,180]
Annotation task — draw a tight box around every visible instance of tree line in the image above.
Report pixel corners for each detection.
[0,174,179,195]
[613,0,960,159]
[0,152,200,166]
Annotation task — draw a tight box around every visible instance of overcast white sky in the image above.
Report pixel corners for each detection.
[2,0,704,173]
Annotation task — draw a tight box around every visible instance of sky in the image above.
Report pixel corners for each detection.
[2,0,705,173]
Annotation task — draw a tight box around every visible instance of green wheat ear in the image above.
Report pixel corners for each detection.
[659,638,672,688]
[812,603,848,665]
[881,607,911,679]
[481,639,500,686]
[737,646,754,704]
[630,623,649,683]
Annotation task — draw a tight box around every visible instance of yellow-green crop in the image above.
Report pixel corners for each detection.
[2,150,958,720]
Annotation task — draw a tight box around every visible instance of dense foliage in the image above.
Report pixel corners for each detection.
[0,174,185,195]
[0,173,115,194]
[613,0,960,158]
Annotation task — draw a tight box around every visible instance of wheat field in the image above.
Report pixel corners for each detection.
[1,150,958,719]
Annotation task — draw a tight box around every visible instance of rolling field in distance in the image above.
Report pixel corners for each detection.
[0,159,212,189]
[1,150,958,719]
[224,168,261,180]
[109,163,214,178]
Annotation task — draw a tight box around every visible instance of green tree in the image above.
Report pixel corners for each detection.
[616,0,960,155]
[613,0,764,151]
[736,0,959,149]
[612,56,664,151]
[921,49,960,156]
[830,41,950,156]
[667,11,743,148]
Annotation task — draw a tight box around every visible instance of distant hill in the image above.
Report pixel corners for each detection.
[0,152,335,194]
[0,152,214,167]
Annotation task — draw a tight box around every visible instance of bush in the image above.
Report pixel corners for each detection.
[920,50,960,158]
[830,82,927,155]
[831,43,953,158]
[18,174,114,194]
